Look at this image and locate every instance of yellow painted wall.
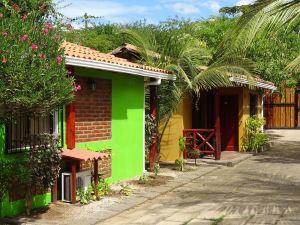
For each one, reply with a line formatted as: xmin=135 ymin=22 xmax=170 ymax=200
xmin=159 ymin=97 xmax=192 ymax=161
xmin=159 ymin=87 xmax=262 ymax=161
xmin=240 ymin=88 xmax=250 ymax=151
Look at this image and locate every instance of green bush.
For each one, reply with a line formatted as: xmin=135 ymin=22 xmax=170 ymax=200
xmin=97 ymin=179 xmax=110 ymax=196
xmin=175 ymin=136 xmax=186 ymax=171
xmin=0 ymin=1 xmax=74 ymax=117
xmin=76 ymin=186 xmax=93 ymax=204
xmin=243 ymin=116 xmax=268 ymax=153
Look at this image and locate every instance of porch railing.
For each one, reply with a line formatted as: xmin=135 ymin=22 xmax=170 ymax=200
xmin=183 ymin=129 xmax=217 ymax=160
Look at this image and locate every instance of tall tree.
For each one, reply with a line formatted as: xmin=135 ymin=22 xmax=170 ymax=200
xmin=0 ymin=0 xmax=74 ymax=116
xmin=120 ymin=22 xmax=257 ymax=146
xmin=218 ymin=0 xmax=300 ymax=79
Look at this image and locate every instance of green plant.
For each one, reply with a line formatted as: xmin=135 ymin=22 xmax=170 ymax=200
xmin=243 ymin=116 xmax=268 ymax=153
xmin=0 ymin=134 xmax=63 ymax=215
xmin=175 ymin=136 xmax=186 ymax=171
xmin=119 ymin=184 xmax=131 ymax=196
xmin=97 ymin=179 xmax=110 ymax=197
xmin=0 ymin=159 xmax=14 ymax=203
xmin=0 ymin=1 xmax=74 ymax=117
xmin=145 ymin=114 xmax=156 ymax=161
xmin=138 ymin=173 xmax=148 ymax=184
xmin=153 ymin=163 xmax=160 ymax=176
xmin=76 ymin=187 xmax=93 ymax=204
xmin=210 ymin=215 xmax=225 ymax=225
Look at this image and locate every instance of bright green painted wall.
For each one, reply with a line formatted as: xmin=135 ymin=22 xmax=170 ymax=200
xmin=0 ymin=67 xmax=145 ymax=217
xmin=73 ymin=67 xmax=145 ymax=182
xmin=1 ymin=193 xmax=51 ymax=217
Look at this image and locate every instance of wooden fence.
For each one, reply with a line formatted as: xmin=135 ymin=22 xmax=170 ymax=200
xmin=264 ymin=88 xmax=300 ymax=129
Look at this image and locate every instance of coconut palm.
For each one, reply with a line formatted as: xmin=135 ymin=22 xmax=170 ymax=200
xmin=218 ymin=0 xmax=300 ymax=72
xmin=121 ymin=27 xmax=258 ymax=142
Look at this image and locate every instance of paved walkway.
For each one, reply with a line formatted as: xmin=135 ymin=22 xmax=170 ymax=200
xmin=3 ymin=130 xmax=300 ymax=225
xmin=99 ymin=130 xmax=300 ymax=225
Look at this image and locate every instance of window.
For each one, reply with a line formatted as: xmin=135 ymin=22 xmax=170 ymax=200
xmin=6 ymin=112 xmax=58 ymax=154
xmin=250 ymin=94 xmax=258 ymax=117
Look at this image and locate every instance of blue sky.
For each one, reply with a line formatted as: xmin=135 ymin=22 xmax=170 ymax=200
xmin=58 ymin=0 xmax=253 ymax=24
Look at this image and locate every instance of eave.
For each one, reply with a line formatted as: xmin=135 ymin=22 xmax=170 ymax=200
xmin=229 ymin=76 xmax=277 ymax=91
xmin=65 ymin=56 xmax=176 ymax=81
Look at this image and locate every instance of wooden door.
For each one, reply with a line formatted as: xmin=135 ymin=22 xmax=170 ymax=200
xmin=220 ymin=95 xmax=239 ymax=151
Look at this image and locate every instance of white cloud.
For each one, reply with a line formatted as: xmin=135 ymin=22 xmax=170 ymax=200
xmin=58 ymin=0 xmax=149 ymax=21
xmin=236 ymin=0 xmax=254 ymax=6
xmin=171 ymin=3 xmax=200 ymax=14
xmin=202 ymin=1 xmax=221 ymax=13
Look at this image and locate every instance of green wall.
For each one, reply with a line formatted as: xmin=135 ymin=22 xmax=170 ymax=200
xmin=0 ymin=67 xmax=145 ymax=217
xmin=0 ymin=126 xmax=52 ymax=217
xmin=73 ymin=67 xmax=145 ymax=182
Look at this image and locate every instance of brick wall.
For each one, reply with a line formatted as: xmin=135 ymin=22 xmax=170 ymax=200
xmin=75 ymin=77 xmax=112 ymax=142
xmin=79 ymin=149 xmax=112 ymax=179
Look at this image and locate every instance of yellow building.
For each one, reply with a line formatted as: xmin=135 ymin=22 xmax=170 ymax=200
xmin=160 ymin=78 xmax=276 ymax=161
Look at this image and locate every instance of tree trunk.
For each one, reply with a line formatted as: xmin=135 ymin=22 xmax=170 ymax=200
xmin=25 ymin=186 xmax=32 ymax=216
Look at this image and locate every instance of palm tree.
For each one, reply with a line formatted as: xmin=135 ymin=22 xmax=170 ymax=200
xmin=218 ymin=0 xmax=300 ymax=72
xmin=121 ymin=27 xmax=258 ymax=144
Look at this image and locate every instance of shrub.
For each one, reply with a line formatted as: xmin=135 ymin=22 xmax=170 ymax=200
xmin=97 ymin=179 xmax=110 ymax=196
xmin=175 ymin=136 xmax=186 ymax=171
xmin=0 ymin=1 xmax=74 ymax=117
xmin=243 ymin=116 xmax=268 ymax=153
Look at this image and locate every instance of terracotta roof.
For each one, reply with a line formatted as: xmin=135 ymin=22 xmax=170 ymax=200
xmin=62 ymin=148 xmax=109 ymax=161
xmin=61 ymin=41 xmax=171 ymax=74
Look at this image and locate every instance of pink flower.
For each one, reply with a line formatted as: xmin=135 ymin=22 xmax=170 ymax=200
xmin=19 ymin=34 xmax=28 ymax=41
xmin=2 ymin=57 xmax=7 ymax=63
xmin=21 ymin=13 xmax=28 ymax=21
xmin=56 ymin=55 xmax=62 ymax=64
xmin=43 ymin=28 xmax=49 ymax=34
xmin=38 ymin=53 xmax=46 ymax=59
xmin=67 ymin=70 xmax=72 ymax=75
xmin=31 ymin=43 xmax=38 ymax=49
xmin=74 ymin=84 xmax=81 ymax=92
xmin=45 ymin=22 xmax=53 ymax=29
xmin=1 ymin=32 xmax=7 ymax=36
xmin=0 ymin=13 xmax=3 ymax=17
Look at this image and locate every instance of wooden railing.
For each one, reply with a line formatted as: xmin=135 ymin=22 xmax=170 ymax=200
xmin=183 ymin=129 xmax=217 ymax=160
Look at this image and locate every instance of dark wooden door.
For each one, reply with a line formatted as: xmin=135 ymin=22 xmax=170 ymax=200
xmin=220 ymin=95 xmax=239 ymax=151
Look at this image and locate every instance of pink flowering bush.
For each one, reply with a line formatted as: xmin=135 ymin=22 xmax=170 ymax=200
xmin=0 ymin=2 xmax=74 ymax=116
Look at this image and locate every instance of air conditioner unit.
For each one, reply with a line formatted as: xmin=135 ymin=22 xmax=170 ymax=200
xmin=61 ymin=170 xmax=92 ymax=202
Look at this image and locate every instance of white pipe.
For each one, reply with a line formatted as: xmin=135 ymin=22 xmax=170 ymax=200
xmin=145 ymin=78 xmax=161 ymax=86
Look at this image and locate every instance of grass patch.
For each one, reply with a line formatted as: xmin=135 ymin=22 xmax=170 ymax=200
xmin=210 ymin=216 xmax=225 ymax=225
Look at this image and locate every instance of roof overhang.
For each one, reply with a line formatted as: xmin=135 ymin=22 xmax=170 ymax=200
xmin=229 ymin=76 xmax=277 ymax=91
xmin=65 ymin=56 xmax=176 ymax=81
xmin=62 ymin=148 xmax=109 ymax=161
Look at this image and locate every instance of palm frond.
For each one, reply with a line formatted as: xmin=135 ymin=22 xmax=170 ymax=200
xmin=218 ymin=0 xmax=300 ymax=56
xmin=286 ymin=55 xmax=300 ymax=72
